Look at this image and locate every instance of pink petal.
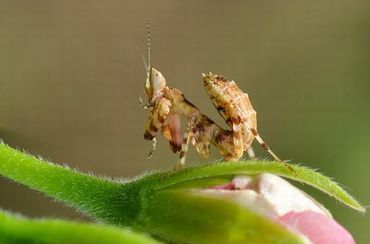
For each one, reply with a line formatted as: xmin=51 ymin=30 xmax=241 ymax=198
xmin=211 ymin=182 xmax=236 ymax=190
xmin=279 ymin=211 xmax=355 ymax=244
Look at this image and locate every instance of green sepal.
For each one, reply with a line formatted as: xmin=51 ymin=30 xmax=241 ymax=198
xmin=139 ymin=189 xmax=304 ymax=243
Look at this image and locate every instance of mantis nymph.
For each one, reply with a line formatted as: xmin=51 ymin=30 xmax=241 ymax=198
xmin=142 ymin=22 xmax=285 ymax=169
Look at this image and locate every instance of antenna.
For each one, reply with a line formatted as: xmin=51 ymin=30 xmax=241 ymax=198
xmin=146 ymin=19 xmax=151 ymax=71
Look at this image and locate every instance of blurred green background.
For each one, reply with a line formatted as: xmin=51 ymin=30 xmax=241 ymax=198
xmin=0 ymin=0 xmax=369 ymax=242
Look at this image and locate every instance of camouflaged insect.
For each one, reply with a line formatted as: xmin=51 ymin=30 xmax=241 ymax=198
xmin=143 ymin=67 xmax=282 ymax=167
xmin=142 ymin=22 xmax=281 ymax=167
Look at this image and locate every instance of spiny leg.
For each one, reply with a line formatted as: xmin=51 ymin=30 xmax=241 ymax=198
xmin=249 ymin=128 xmax=295 ymax=173
xmin=249 ymin=128 xmax=281 ymax=161
xmin=178 ymin=132 xmax=193 ymax=167
xmin=177 ymin=118 xmax=195 ymax=168
xmin=147 ymin=137 xmax=157 ymax=159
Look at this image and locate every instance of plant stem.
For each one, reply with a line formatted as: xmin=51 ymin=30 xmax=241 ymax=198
xmin=0 ymin=144 xmax=140 ymax=225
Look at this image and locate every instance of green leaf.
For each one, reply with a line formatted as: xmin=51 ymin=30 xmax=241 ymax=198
xmin=0 ymin=209 xmax=159 ymax=244
xmin=148 ymin=161 xmax=366 ymax=212
xmin=0 ymin=143 xmax=365 ymax=243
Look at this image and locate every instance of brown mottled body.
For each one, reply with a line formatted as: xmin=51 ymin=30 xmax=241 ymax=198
xmin=143 ymin=68 xmax=183 ymax=156
xmin=164 ymin=84 xmax=243 ymax=163
xmin=203 ymin=73 xmax=256 ymax=160
xmin=141 ymin=22 xmax=282 ymax=166
xmin=143 ymin=66 xmax=283 ymax=168
xmin=202 ymin=73 xmax=281 ymax=162
xmin=142 ymin=22 xmax=284 ymax=167
xmin=143 ymin=68 xmax=247 ymax=165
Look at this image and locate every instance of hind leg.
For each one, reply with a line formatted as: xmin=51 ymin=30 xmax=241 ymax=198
xmin=249 ymin=128 xmax=281 ymax=162
xmin=249 ymin=128 xmax=296 ymax=173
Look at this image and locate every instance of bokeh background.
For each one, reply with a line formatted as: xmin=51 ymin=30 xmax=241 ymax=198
xmin=0 ymin=0 xmax=369 ymax=242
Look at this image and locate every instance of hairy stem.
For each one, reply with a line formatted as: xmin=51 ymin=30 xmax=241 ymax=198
xmin=0 ymin=144 xmax=140 ymax=225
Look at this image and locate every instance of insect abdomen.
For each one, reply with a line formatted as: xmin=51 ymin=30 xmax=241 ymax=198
xmin=202 ymin=73 xmax=257 ymax=152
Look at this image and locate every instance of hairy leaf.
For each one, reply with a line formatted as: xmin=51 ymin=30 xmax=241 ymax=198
xmin=148 ymin=161 xmax=366 ymax=212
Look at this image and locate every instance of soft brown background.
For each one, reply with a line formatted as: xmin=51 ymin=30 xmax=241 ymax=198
xmin=0 ymin=0 xmax=369 ymax=242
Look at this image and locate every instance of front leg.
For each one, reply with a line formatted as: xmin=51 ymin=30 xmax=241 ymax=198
xmin=144 ymin=97 xmax=171 ymax=158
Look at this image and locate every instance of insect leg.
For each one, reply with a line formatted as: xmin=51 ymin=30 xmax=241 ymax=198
xmin=249 ymin=128 xmax=295 ymax=172
xmin=147 ymin=137 xmax=157 ymax=159
xmin=144 ymin=97 xmax=171 ymax=157
xmin=193 ymin=134 xmax=211 ymax=159
xmin=177 ymin=117 xmax=195 ymax=168
xmin=249 ymin=128 xmax=281 ymax=161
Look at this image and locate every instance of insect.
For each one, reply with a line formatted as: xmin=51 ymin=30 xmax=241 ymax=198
xmin=142 ymin=22 xmax=285 ymax=168
xmin=202 ymin=72 xmax=281 ymax=162
xmin=142 ymin=67 xmax=243 ymax=166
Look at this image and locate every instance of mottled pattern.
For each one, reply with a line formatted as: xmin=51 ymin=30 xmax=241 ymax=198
xmin=203 ymin=73 xmax=256 ymax=158
xmin=203 ymin=72 xmax=281 ymax=162
xmin=143 ymin=68 xmax=281 ymax=166
xmin=143 ymin=68 xmax=183 ymax=155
